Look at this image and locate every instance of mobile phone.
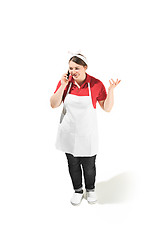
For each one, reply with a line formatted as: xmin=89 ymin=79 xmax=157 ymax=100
xmin=66 ymin=70 xmax=70 ymax=80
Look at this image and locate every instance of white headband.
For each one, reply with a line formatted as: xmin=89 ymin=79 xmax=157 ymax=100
xmin=68 ymin=51 xmax=88 ymax=65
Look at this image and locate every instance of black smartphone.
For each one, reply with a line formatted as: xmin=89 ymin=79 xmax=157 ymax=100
xmin=66 ymin=70 xmax=70 ymax=80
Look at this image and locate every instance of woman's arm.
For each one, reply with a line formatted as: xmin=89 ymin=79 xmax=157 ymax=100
xmin=98 ymin=78 xmax=121 ymax=112
xmin=50 ymin=73 xmax=69 ymax=108
xmin=50 ymin=84 xmax=66 ymax=108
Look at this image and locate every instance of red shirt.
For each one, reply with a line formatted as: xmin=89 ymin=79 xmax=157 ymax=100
xmin=54 ymin=73 xmax=107 ymax=109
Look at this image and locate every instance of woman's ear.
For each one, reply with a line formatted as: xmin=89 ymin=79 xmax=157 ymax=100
xmin=84 ymin=66 xmax=88 ymax=71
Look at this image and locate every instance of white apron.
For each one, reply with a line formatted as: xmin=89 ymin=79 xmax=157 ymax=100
xmin=55 ymin=81 xmax=98 ymax=157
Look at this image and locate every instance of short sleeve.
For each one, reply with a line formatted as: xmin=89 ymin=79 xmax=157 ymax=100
xmin=54 ymin=80 xmax=61 ymax=93
xmin=96 ymin=82 xmax=107 ymax=101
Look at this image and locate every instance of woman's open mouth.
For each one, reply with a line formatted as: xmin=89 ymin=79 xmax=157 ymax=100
xmin=72 ymin=74 xmax=79 ymax=78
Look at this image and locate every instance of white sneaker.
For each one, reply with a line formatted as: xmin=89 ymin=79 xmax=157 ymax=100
xmin=70 ymin=193 xmax=83 ymax=206
xmin=86 ymin=191 xmax=97 ymax=204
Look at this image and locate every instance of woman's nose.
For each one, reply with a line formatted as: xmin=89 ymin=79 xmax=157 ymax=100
xmin=71 ymin=70 xmax=76 ymax=75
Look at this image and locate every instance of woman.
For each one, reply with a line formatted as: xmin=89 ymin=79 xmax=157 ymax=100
xmin=50 ymin=53 xmax=121 ymax=206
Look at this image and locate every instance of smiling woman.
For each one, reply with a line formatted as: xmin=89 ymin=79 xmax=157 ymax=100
xmin=50 ymin=52 xmax=121 ymax=206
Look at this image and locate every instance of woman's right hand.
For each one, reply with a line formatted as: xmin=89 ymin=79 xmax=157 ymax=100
xmin=61 ymin=73 xmax=69 ymax=86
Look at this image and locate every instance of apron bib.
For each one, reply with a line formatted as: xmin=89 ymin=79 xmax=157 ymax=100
xmin=55 ymin=82 xmax=98 ymax=157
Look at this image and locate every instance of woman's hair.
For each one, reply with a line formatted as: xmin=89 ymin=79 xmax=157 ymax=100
xmin=69 ymin=54 xmax=88 ymax=67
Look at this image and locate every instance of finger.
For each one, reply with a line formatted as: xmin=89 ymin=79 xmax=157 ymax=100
xmin=115 ymin=80 xmax=121 ymax=86
xmin=111 ymin=79 xmax=116 ymax=85
xmin=110 ymin=79 xmax=114 ymax=85
xmin=63 ymin=74 xmax=67 ymax=78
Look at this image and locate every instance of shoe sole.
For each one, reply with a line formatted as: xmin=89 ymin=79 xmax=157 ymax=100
xmin=87 ymin=200 xmax=97 ymax=204
xmin=70 ymin=196 xmax=83 ymax=206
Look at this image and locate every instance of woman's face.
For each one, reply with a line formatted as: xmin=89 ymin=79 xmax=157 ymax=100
xmin=69 ymin=61 xmax=87 ymax=81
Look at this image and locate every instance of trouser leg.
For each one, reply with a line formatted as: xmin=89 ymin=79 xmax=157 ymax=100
xmin=65 ymin=153 xmax=83 ymax=191
xmin=80 ymin=155 xmax=97 ymax=191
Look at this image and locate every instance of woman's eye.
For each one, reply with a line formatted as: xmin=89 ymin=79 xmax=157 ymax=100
xmin=75 ymin=68 xmax=79 ymax=70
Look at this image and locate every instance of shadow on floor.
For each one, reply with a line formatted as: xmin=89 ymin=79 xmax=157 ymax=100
xmin=96 ymin=171 xmax=136 ymax=204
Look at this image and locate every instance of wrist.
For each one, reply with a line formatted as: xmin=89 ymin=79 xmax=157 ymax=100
xmin=61 ymin=83 xmax=68 ymax=89
xmin=108 ymin=87 xmax=114 ymax=92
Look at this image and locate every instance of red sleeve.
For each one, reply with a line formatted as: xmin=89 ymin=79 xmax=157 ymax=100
xmin=54 ymin=80 xmax=61 ymax=93
xmin=96 ymin=81 xmax=107 ymax=101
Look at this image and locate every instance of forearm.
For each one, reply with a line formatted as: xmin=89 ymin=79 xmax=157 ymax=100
xmin=50 ymin=84 xmax=66 ymax=108
xmin=104 ymin=89 xmax=114 ymax=112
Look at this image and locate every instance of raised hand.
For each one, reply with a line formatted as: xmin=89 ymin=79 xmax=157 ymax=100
xmin=108 ymin=78 xmax=121 ymax=91
xmin=61 ymin=73 xmax=70 ymax=86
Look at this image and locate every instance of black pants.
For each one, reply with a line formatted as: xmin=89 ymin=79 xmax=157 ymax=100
xmin=65 ymin=153 xmax=96 ymax=191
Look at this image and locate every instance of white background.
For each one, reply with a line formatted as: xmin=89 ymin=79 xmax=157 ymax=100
xmin=0 ymin=0 xmax=160 ymax=239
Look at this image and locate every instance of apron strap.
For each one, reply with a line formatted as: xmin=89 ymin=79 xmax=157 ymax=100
xmin=88 ymin=82 xmax=91 ymax=97
xmin=66 ymin=82 xmax=72 ymax=95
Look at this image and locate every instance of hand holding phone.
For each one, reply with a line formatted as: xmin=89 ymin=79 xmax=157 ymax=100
xmin=61 ymin=71 xmax=70 ymax=86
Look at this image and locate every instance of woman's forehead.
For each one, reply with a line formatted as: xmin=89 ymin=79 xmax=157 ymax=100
xmin=69 ymin=61 xmax=82 ymax=68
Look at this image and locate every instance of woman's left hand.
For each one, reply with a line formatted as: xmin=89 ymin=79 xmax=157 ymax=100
xmin=108 ymin=78 xmax=121 ymax=91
